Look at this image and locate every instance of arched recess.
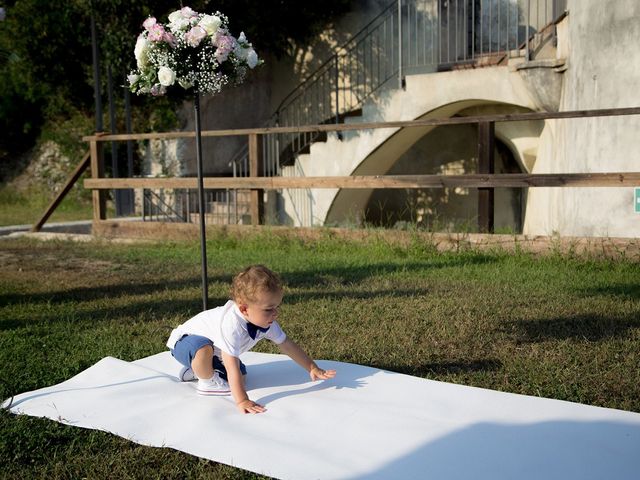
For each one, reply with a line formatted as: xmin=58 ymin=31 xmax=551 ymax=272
xmin=324 ymin=102 xmax=544 ymax=232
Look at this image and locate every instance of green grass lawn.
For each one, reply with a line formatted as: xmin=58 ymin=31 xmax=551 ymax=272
xmin=1 ymin=231 xmax=639 ymax=478
xmin=0 ymin=186 xmax=93 ymax=226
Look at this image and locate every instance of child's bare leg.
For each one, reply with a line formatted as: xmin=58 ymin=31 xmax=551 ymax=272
xmin=191 ymin=344 xmax=215 ymax=379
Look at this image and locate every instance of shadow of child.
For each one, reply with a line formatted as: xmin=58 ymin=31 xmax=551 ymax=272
xmin=245 ymin=358 xmax=373 ymax=406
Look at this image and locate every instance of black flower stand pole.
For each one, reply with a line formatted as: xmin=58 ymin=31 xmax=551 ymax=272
xmin=194 ymin=89 xmax=209 ymax=311
xmin=128 ymin=7 xmax=261 ymax=312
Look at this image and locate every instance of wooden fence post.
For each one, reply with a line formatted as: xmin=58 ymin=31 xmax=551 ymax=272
xmin=90 ymin=137 xmax=107 ymax=221
xmin=477 ymin=121 xmax=495 ymax=233
xmin=248 ymin=133 xmax=264 ymax=225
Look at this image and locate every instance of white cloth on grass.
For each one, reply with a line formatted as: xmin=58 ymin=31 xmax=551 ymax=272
xmin=4 ymin=351 xmax=640 ymax=480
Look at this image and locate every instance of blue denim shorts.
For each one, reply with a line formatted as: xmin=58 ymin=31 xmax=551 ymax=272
xmin=171 ymin=334 xmax=246 ymax=380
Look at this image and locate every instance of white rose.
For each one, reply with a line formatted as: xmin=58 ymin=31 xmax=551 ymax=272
xmin=169 ymin=17 xmax=190 ymax=32
xmin=246 ymin=49 xmax=259 ymax=69
xmin=168 ymin=10 xmax=183 ymax=23
xmin=134 ymin=35 xmax=150 ymax=69
xmin=199 ymin=14 xmax=222 ymax=36
xmin=127 ymin=74 xmax=140 ymax=85
xmin=168 ymin=10 xmax=190 ymax=32
xmin=157 ymin=66 xmax=176 ymax=87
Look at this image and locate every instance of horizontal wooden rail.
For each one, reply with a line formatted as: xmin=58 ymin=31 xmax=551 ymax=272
xmin=83 ymin=107 xmax=640 ymax=142
xmin=84 ymin=172 xmax=640 ymax=190
xmin=83 ymin=107 xmax=640 ymax=231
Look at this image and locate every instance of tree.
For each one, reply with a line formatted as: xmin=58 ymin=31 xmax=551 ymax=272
xmin=0 ymin=0 xmax=354 ymax=174
xmin=0 ymin=1 xmax=92 ymax=169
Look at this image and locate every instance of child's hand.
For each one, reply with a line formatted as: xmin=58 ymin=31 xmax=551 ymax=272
xmin=310 ymin=366 xmax=337 ymax=381
xmin=237 ymin=399 xmax=267 ymax=414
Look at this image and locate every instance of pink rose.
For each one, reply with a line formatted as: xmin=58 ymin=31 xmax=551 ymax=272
xmin=148 ymin=24 xmax=167 ymax=42
xmin=181 ymin=7 xmax=198 ymax=19
xmin=163 ymin=31 xmax=176 ymax=47
xmin=143 ymin=17 xmax=157 ymax=31
xmin=185 ymin=26 xmax=207 ymax=47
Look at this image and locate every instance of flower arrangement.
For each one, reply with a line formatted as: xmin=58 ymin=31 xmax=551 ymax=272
xmin=129 ymin=6 xmax=260 ymax=96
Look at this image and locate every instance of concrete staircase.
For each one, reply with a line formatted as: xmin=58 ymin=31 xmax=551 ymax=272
xmin=189 ymin=190 xmax=252 ymax=225
xmin=280 ymin=62 xmax=553 ymax=227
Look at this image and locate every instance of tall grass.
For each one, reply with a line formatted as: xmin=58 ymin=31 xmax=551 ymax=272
xmin=1 ymin=232 xmax=639 ymax=478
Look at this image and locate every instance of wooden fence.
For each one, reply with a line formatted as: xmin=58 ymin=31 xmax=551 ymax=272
xmin=83 ymin=107 xmax=640 ymax=233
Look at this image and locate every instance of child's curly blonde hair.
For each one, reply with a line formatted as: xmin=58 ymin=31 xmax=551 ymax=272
xmin=230 ymin=265 xmax=283 ymax=304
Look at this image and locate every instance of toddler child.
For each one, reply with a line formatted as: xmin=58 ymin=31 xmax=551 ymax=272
xmin=167 ymin=264 xmax=336 ymax=414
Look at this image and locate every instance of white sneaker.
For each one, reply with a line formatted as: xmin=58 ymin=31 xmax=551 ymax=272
xmin=196 ymin=373 xmax=231 ymax=396
xmin=178 ymin=366 xmax=196 ymax=382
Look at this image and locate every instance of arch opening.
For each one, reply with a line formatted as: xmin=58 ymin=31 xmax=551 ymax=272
xmin=320 ymin=101 xmax=543 ymax=232
xmin=362 ymin=124 xmax=526 ymax=233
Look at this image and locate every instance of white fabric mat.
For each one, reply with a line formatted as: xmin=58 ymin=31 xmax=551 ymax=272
xmin=4 ymin=351 xmax=640 ymax=479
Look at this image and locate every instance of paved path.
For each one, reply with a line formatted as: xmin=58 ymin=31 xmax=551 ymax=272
xmin=0 ymin=220 xmax=92 ymax=236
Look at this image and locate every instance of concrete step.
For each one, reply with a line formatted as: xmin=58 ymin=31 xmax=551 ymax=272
xmin=189 ymin=213 xmax=251 ymax=225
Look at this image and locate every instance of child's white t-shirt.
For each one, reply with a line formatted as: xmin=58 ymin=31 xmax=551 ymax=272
xmin=166 ymin=300 xmax=286 ymax=357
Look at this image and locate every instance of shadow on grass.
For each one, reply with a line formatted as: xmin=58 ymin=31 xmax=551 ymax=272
xmin=371 ymin=358 xmax=503 ymax=378
xmin=0 ymin=256 xmax=493 ymax=308
xmin=0 ymin=256 xmax=491 ymax=330
xmin=0 ymin=294 xmax=230 ymax=332
xmin=285 ymin=287 xmax=431 ymax=304
xmin=0 ymin=286 xmax=430 ymax=332
xmin=504 ymin=314 xmax=640 ymax=342
xmin=578 ymin=283 xmax=640 ymax=299
xmin=0 ymin=274 xmax=232 ymax=308
xmin=282 ymin=257 xmax=498 ymax=289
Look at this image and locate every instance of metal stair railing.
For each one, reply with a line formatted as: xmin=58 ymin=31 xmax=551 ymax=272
xmin=272 ymin=0 xmax=398 ymax=167
xmin=142 ymin=188 xmax=187 ymax=223
xmin=259 ymin=0 xmax=568 ymax=173
xmin=142 ymin=187 xmax=252 ymax=225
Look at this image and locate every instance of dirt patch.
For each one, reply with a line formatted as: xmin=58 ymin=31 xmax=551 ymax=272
xmin=0 ymin=247 xmax=121 ymax=277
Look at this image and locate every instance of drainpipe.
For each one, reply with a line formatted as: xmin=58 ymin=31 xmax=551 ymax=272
xmin=525 ymin=0 xmax=531 ymax=62
xmin=335 ymin=55 xmax=341 ymax=140
xmin=398 ymin=0 xmax=403 ymax=89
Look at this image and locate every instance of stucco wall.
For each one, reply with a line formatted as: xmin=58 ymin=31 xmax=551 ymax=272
xmin=524 ymin=0 xmax=640 ymax=237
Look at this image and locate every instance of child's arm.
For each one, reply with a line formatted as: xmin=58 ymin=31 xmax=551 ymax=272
xmin=220 ymin=350 xmax=266 ymax=414
xmin=278 ymin=338 xmax=337 ymax=381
